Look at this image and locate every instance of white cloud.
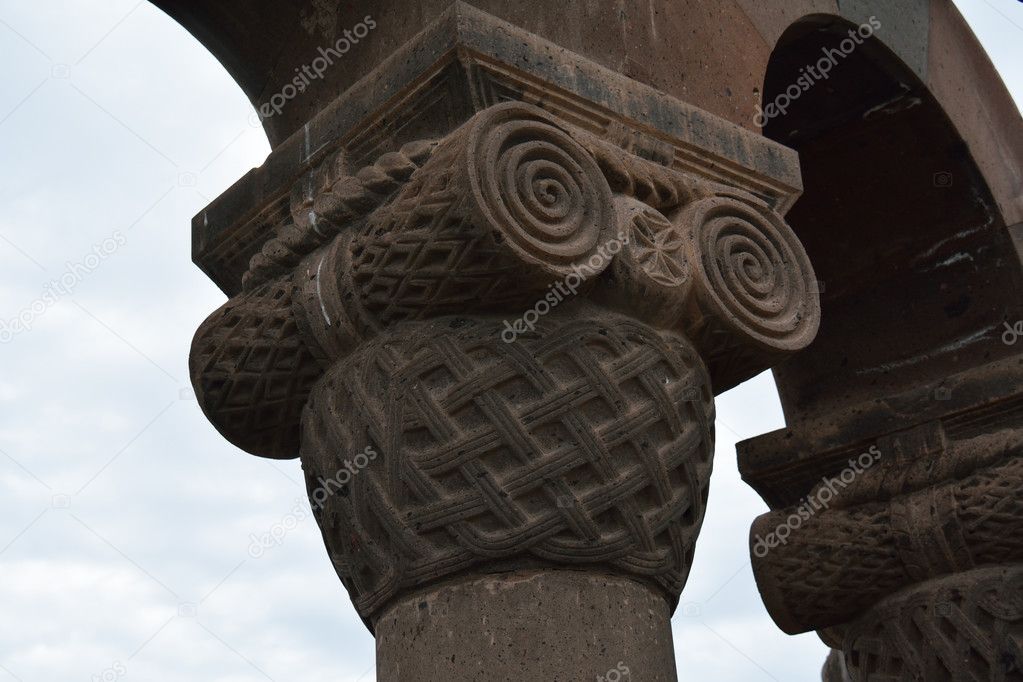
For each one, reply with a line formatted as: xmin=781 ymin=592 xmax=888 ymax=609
xmin=0 ymin=0 xmax=1018 ymax=680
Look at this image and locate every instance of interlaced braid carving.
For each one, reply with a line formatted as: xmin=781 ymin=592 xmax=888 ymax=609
xmin=752 ymin=449 xmax=1023 ymax=634
xmin=186 ymin=101 xmax=824 ymax=638
xmin=189 ymin=276 xmax=322 ymax=459
xmin=301 ymin=305 xmax=715 ymax=620
xmin=841 ymin=565 xmax=1023 ymax=681
xmin=242 ymin=139 xmax=438 ymax=291
xmin=955 ymin=454 xmax=1023 ymax=567
xmin=752 ymin=503 xmax=907 ymax=635
xmin=190 ymin=102 xmax=820 ymax=472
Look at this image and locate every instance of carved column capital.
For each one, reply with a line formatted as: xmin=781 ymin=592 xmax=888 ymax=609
xmin=840 ymin=565 xmax=1023 ymax=680
xmin=746 ymin=412 xmax=1023 ymax=680
xmin=189 ymin=98 xmax=820 ymax=625
xmin=185 ymin=9 xmax=818 ymax=655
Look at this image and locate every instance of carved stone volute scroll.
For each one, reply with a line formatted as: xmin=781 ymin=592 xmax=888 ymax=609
xmin=752 ymin=440 xmax=1023 ymax=635
xmin=348 ymin=103 xmax=617 ymax=327
xmin=679 ymin=197 xmax=820 ymax=391
xmin=747 ymin=421 xmax=1023 ymax=681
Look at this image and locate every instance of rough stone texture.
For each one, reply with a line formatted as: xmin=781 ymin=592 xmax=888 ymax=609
xmin=839 ymin=0 xmax=930 ymax=79
xmin=190 ymin=101 xmax=820 ymax=467
xmin=302 ymin=305 xmax=714 ymax=620
xmin=187 ymin=82 xmax=818 ymax=681
xmin=348 ymin=104 xmax=618 ymax=318
xmin=179 ymin=4 xmax=805 ymax=296
xmin=164 ymin=1 xmax=1023 ymax=679
xmin=839 ymin=565 xmax=1023 ymax=681
xmin=150 ymin=0 xmax=771 ymax=146
xmin=729 ymin=10 xmax=1023 ymax=674
xmin=189 ymin=276 xmax=322 ymax=459
xmin=374 ymin=570 xmax=678 ymax=682
xmin=822 ymin=648 xmax=852 ymax=682
xmin=151 ymin=0 xmax=1023 ymax=232
xmin=929 ymin=0 xmax=1023 ymax=226
xmin=189 ymin=97 xmax=820 ymax=607
xmin=735 ymin=0 xmax=838 ymax=48
xmin=751 ymin=441 xmax=1023 ymax=634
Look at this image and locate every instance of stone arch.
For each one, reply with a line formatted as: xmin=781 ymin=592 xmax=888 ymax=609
xmin=738 ymin=1 xmax=1022 ymax=225
xmin=740 ymin=8 xmax=1023 ymax=521
xmin=741 ymin=9 xmax=1023 ymax=679
xmin=757 ymin=12 xmax=1021 ymax=432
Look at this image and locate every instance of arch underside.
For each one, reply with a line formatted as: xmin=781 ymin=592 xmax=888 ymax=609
xmin=747 ymin=10 xmax=1023 ymax=680
xmin=743 ymin=12 xmax=1023 ymax=505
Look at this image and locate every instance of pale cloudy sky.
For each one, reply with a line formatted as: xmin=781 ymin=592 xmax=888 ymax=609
xmin=0 ymin=2 xmax=1019 ymax=681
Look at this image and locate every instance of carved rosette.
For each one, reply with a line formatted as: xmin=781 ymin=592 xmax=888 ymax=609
xmin=188 ymin=101 xmax=820 ymax=625
xmin=593 ymin=196 xmax=692 ymax=327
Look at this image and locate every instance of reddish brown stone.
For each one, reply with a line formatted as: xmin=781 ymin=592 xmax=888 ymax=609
xmin=164 ymin=1 xmax=1023 ymax=679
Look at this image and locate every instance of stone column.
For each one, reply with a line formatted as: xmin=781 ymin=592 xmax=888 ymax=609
xmin=743 ymin=399 xmax=1023 ymax=681
xmin=186 ymin=6 xmax=819 ymax=679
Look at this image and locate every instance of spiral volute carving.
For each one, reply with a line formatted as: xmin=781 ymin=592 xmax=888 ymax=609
xmin=467 ymin=103 xmax=615 ymax=277
xmin=682 ymin=197 xmax=820 ymax=353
